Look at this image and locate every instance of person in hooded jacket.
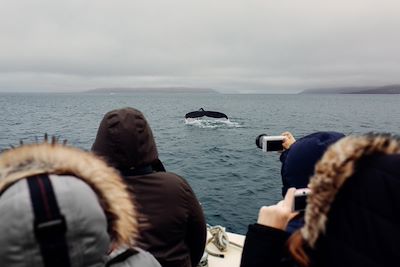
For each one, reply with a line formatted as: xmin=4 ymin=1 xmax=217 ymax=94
xmin=241 ymin=133 xmax=400 ymax=267
xmin=0 ymin=140 xmax=161 ymax=267
xmin=279 ymin=131 xmax=345 ymax=197
xmin=279 ymin=131 xmax=344 ymax=233
xmin=92 ymin=107 xmax=207 ymax=267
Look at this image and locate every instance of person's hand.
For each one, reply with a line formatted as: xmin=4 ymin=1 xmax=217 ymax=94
xmin=281 ymin=132 xmax=296 ymax=150
xmin=257 ymin=188 xmax=298 ymax=230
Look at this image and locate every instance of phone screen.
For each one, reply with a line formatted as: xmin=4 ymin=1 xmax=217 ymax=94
xmin=266 ymin=140 xmax=284 ymax=151
xmin=293 ymin=194 xmax=307 ymax=211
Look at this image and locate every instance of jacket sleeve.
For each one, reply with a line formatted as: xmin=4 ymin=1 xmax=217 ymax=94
xmin=240 ymin=224 xmax=292 ymax=267
xmin=184 ymin=183 xmax=207 ymax=267
xmin=279 ymin=149 xmax=289 ymax=165
xmin=280 ymin=149 xmax=290 ymax=197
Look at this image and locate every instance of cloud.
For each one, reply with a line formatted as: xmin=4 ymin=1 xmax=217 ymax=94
xmin=1 ymin=0 xmax=400 ymax=92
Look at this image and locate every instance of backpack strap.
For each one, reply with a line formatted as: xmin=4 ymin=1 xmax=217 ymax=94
xmin=106 ymin=248 xmax=139 ymax=267
xmin=27 ymin=174 xmax=70 ymax=267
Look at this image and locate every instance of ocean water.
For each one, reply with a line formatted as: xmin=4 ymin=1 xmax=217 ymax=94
xmin=1 ymin=92 xmax=400 ymax=234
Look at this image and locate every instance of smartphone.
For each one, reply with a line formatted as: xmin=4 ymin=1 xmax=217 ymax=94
xmin=261 ymin=135 xmax=284 ymax=152
xmin=292 ymin=188 xmax=311 ymax=212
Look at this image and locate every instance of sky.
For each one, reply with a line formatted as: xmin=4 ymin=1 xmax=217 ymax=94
xmin=1 ymin=0 xmax=399 ymax=93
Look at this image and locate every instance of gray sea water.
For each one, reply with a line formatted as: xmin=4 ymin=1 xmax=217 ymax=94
xmin=1 ymin=92 xmax=400 ymax=234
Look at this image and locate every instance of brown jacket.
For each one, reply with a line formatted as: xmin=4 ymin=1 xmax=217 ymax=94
xmin=92 ymin=107 xmax=206 ymax=267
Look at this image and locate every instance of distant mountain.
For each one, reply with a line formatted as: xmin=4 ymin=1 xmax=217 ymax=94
xmin=85 ymin=87 xmax=218 ymax=93
xmin=300 ymin=84 xmax=400 ymax=94
xmin=351 ymin=84 xmax=400 ymax=94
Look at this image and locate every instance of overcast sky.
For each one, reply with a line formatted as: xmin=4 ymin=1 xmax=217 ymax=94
xmin=1 ymin=0 xmax=399 ymax=93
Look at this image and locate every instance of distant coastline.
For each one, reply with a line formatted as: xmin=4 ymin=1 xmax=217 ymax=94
xmin=85 ymin=87 xmax=218 ymax=94
xmin=300 ymin=84 xmax=400 ymax=94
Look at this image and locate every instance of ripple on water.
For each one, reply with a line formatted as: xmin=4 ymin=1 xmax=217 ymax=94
xmin=2 ymin=93 xmax=400 ymax=234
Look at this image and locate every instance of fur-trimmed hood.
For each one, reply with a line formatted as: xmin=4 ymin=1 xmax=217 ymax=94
xmin=0 ymin=142 xmax=138 ymax=247
xmin=301 ymin=133 xmax=400 ymax=248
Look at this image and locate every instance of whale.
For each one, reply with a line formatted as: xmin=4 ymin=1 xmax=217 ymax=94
xmin=185 ymin=108 xmax=228 ymax=119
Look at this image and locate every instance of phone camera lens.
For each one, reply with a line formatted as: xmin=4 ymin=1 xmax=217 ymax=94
xmin=256 ymin=134 xmax=267 ymax=149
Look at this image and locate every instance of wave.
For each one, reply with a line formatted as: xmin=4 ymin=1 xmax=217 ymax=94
xmin=184 ymin=118 xmax=243 ymax=128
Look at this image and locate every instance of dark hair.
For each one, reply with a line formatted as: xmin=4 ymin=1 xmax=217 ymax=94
xmin=287 ymin=231 xmax=310 ymax=267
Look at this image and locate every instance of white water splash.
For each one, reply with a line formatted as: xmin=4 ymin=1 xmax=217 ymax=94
xmin=184 ymin=118 xmax=242 ymax=128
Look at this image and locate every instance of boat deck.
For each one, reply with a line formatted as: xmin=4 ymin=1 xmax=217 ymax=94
xmin=207 ymin=232 xmax=245 ymax=267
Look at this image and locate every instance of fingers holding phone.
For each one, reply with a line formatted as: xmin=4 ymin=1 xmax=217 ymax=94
xmin=281 ymin=131 xmax=296 ymax=150
xmin=257 ymin=188 xmax=299 ymax=230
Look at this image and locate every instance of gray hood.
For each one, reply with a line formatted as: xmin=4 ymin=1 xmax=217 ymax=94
xmin=0 ymin=143 xmax=138 ymax=266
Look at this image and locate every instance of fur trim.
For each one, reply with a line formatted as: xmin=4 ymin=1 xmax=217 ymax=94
xmin=0 ymin=143 xmax=138 ymax=247
xmin=301 ymin=134 xmax=400 ymax=248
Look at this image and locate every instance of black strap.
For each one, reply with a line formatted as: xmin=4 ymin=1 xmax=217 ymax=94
xmin=27 ymin=174 xmax=71 ymax=267
xmin=106 ymin=248 xmax=138 ymax=267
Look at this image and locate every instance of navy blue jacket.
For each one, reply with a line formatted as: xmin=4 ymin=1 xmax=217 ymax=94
xmin=280 ymin=132 xmax=344 ymax=233
xmin=280 ymin=132 xmax=344 ymax=197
